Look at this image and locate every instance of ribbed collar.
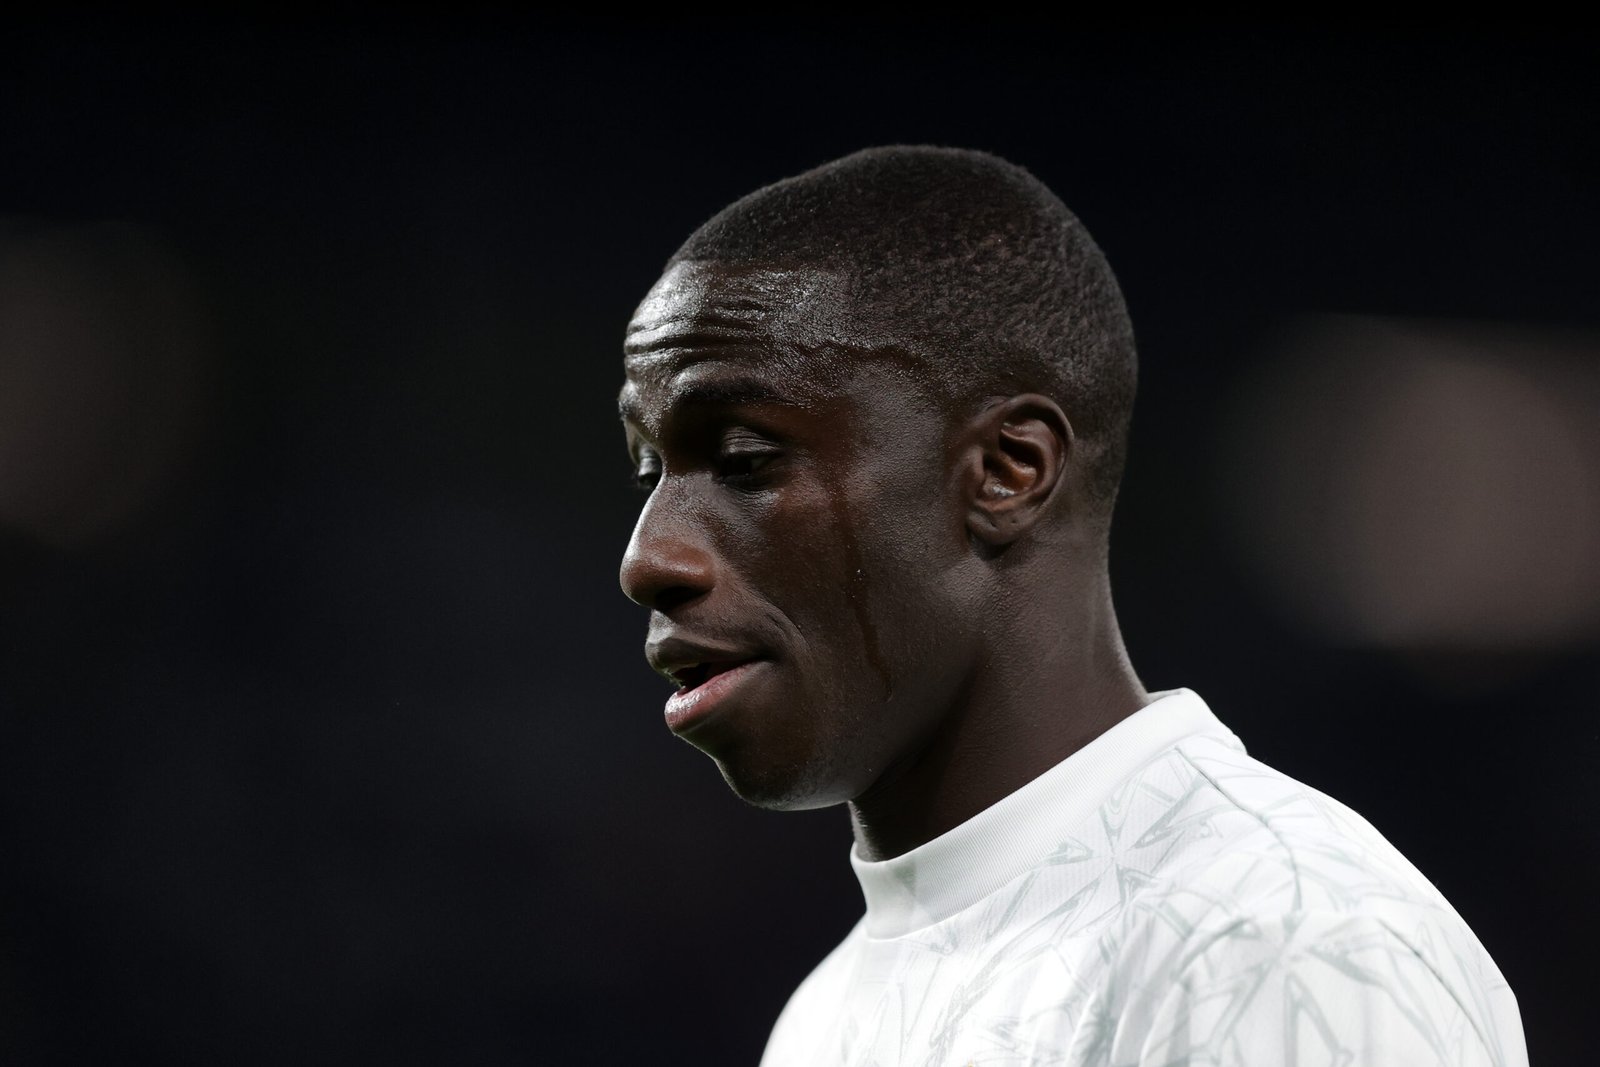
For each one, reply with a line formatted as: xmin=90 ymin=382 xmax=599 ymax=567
xmin=849 ymin=688 xmax=1239 ymax=938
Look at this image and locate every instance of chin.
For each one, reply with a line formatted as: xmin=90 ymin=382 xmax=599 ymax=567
xmin=713 ymin=755 xmax=853 ymax=813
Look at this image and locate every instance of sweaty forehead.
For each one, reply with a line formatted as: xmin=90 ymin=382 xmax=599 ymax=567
xmin=623 ymin=262 xmax=882 ymax=381
xmin=620 ymin=261 xmax=944 ymax=436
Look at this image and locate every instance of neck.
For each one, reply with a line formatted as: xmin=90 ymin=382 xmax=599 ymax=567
xmin=847 ymin=569 xmax=1146 ymax=862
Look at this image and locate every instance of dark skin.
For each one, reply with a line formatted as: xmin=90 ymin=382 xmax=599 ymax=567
xmin=619 ymin=262 xmax=1149 ymax=861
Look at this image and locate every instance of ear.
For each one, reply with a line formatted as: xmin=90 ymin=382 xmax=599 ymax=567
xmin=963 ymin=394 xmax=1073 ymax=549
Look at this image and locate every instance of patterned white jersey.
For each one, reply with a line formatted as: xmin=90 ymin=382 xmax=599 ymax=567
xmin=760 ymin=689 xmax=1526 ymax=1066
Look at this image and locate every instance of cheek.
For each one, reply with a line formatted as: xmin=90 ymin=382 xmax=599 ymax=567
xmin=824 ymin=495 xmax=959 ymax=703
xmin=715 ymin=486 xmax=885 ymax=702
xmin=725 ymin=448 xmax=958 ymax=700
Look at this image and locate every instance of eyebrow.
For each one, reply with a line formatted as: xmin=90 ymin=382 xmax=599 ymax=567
xmin=617 ymin=378 xmax=797 ymax=425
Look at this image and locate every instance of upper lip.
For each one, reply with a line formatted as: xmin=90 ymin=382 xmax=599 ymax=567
xmin=646 ymin=634 xmax=765 ymax=690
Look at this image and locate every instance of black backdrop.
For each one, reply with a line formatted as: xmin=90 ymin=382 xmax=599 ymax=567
xmin=1 ymin=27 xmax=1594 ymax=1065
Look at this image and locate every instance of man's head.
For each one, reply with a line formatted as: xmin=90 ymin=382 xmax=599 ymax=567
xmin=618 ymin=146 xmax=1137 ymax=813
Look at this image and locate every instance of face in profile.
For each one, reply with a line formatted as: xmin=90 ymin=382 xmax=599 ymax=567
xmin=618 ymin=263 xmax=981 ymax=809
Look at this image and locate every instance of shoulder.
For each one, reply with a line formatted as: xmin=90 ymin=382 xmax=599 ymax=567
xmin=1105 ymin=908 xmax=1527 ymax=1066
xmin=1099 ymin=734 xmax=1527 ymax=1066
xmin=1150 ymin=730 xmax=1451 ymax=917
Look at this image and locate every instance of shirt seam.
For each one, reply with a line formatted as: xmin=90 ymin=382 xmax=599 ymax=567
xmin=1168 ymin=747 xmax=1501 ymax=1061
xmin=1139 ymin=910 xmax=1498 ymax=1066
xmin=1175 ymin=743 xmax=1305 ymax=912
xmin=1366 ymin=915 xmax=1501 ymax=1064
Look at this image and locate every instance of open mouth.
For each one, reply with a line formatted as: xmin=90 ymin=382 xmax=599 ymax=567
xmin=671 ymin=661 xmax=750 ymax=691
xmin=657 ymin=654 xmax=768 ymax=732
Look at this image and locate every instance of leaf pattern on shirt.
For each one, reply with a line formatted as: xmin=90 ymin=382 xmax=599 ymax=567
xmin=760 ymin=700 xmax=1526 ymax=1067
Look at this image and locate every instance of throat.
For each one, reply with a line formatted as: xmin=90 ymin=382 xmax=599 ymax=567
xmin=846 ymin=670 xmax=1149 ymax=862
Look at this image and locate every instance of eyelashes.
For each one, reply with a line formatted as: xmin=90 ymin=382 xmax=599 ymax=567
xmin=628 ymin=452 xmax=781 ymax=494
xmin=631 ymin=463 xmax=661 ymax=493
xmin=628 ymin=428 xmax=785 ymax=494
xmin=717 ymin=450 xmax=778 ymax=483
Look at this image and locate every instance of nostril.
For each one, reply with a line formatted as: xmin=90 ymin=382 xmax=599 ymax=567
xmin=619 ymin=542 xmax=713 ymax=609
xmin=619 ymin=488 xmax=716 ymax=609
xmin=619 ymin=530 xmax=716 ymax=611
xmin=653 ymin=585 xmax=705 ymax=613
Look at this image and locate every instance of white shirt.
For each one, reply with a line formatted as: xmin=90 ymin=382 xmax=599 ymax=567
xmin=760 ymin=689 xmax=1527 ymax=1066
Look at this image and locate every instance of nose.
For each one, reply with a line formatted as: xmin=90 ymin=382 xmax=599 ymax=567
xmin=619 ymin=482 xmax=716 ymax=612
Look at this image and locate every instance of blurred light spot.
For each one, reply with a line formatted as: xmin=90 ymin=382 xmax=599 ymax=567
xmin=1218 ymin=316 xmax=1600 ymax=652
xmin=0 ymin=222 xmax=208 ymax=547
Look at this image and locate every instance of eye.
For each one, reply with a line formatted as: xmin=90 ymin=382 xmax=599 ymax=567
xmin=715 ymin=429 xmax=783 ymax=487
xmin=718 ymin=449 xmax=778 ymax=483
xmin=631 ymin=451 xmax=662 ymax=492
xmin=726 ymin=451 xmax=774 ymax=476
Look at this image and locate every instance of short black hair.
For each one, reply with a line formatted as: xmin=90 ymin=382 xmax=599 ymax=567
xmin=668 ymin=145 xmax=1137 ymax=518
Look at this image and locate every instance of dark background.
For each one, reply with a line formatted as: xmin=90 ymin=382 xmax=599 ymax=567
xmin=2 ymin=26 xmax=1594 ymax=1065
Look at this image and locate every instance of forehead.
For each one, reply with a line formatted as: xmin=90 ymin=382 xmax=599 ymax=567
xmin=621 ymin=263 xmax=858 ymax=422
xmin=619 ymin=261 xmax=947 ymax=442
xmin=626 ymin=261 xmax=855 ymax=354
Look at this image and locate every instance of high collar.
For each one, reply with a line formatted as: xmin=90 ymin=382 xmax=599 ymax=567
xmin=849 ymin=688 xmax=1240 ymax=938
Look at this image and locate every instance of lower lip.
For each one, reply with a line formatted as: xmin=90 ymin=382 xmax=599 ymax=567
xmin=664 ymin=660 xmax=764 ymax=732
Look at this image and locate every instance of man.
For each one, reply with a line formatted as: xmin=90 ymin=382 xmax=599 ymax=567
xmin=617 ymin=147 xmax=1526 ymax=1066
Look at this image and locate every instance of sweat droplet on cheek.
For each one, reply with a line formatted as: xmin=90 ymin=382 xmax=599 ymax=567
xmin=824 ymin=482 xmax=893 ymax=698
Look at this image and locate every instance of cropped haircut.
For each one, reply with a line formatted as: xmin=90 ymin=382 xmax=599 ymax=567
xmin=668 ymin=145 xmax=1138 ymax=518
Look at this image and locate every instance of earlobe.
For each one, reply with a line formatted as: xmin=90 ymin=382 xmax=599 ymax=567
xmin=965 ymin=394 xmax=1071 ymax=549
